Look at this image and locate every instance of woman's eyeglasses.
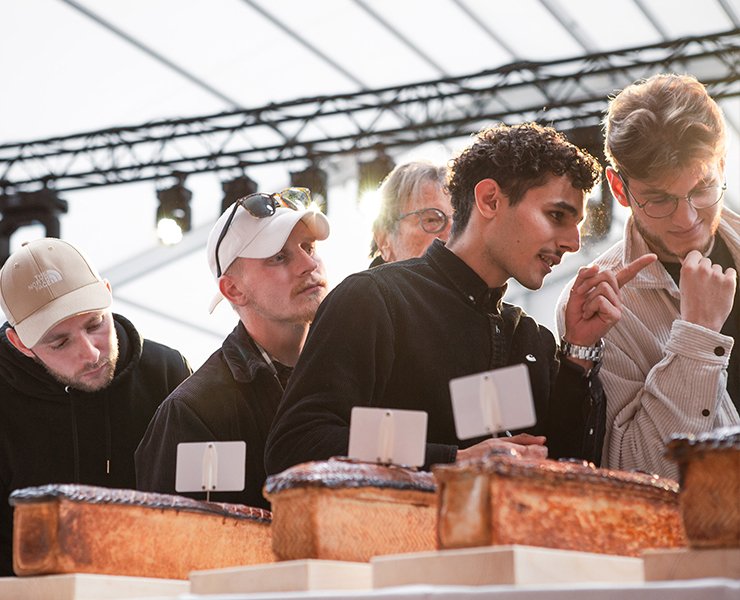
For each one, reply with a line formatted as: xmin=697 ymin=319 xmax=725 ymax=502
xmin=214 ymin=187 xmax=310 ymax=277
xmin=397 ymin=207 xmax=450 ymax=234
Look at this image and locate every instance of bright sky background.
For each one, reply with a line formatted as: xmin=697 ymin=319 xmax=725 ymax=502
xmin=1 ymin=0 xmax=738 ymax=368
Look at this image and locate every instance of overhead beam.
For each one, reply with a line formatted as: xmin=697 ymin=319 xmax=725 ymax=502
xmin=451 ymin=0 xmax=519 ymax=59
xmin=352 ymin=0 xmax=449 ymax=76
xmin=240 ymin=0 xmax=368 ymax=89
xmin=538 ymin=0 xmax=599 ymax=53
xmin=1 ymin=29 xmax=738 ymax=193
xmin=58 ymin=0 xmax=243 ymax=109
xmin=631 ymin=0 xmax=670 ymax=40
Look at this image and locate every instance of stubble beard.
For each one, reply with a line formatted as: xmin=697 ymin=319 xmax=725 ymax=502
xmin=292 ymin=290 xmax=325 ymax=324
xmin=35 ymin=345 xmax=120 ymax=393
xmin=246 ymin=286 xmax=326 ymax=327
xmin=633 ymin=211 xmax=720 ymax=262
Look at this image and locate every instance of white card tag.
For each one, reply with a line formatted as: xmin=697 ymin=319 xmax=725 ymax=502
xmin=449 ymin=363 xmax=536 ymax=439
xmin=175 ymin=441 xmax=246 ymax=494
xmin=348 ymin=407 xmax=427 ymax=467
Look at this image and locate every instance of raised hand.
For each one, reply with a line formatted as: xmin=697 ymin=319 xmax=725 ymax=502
xmin=563 ymin=253 xmax=658 ymax=348
xmin=680 ymin=250 xmax=737 ymax=332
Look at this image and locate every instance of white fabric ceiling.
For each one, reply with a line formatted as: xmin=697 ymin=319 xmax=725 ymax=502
xmin=2 ymin=0 xmax=739 ymax=367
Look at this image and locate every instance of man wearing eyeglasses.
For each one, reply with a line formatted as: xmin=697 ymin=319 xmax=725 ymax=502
xmin=266 ymin=123 xmax=656 ymax=477
xmin=556 ymin=74 xmax=739 ymax=480
xmin=136 ymin=189 xmax=330 ymax=509
xmin=369 ymin=161 xmax=452 ymax=265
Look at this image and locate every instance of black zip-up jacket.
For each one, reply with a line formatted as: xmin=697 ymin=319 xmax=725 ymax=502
xmin=265 ymin=240 xmax=606 ymax=476
xmin=0 ymin=314 xmax=191 ymax=576
xmin=135 ymin=323 xmax=286 ymax=510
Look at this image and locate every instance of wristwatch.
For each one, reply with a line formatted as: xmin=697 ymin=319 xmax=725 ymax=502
xmin=560 ymin=338 xmax=605 ymax=363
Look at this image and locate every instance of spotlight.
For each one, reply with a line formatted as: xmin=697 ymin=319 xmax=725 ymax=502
xmin=290 ymin=163 xmax=328 ymax=214
xmin=221 ymin=174 xmax=258 ymax=214
xmin=358 ymin=150 xmax=395 ymax=199
xmin=156 ymin=175 xmax=192 ymax=246
xmin=0 ymin=183 xmax=69 ymax=265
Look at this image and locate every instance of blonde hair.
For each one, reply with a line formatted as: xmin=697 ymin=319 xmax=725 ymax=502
xmin=604 ymin=74 xmax=725 ymax=179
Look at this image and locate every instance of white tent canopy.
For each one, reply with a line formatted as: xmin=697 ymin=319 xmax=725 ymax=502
xmin=2 ymin=0 xmax=738 ymax=367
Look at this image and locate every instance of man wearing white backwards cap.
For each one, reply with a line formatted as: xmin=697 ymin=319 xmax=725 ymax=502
xmin=136 ymin=187 xmax=329 ymax=509
xmin=0 ymin=238 xmax=192 ymax=576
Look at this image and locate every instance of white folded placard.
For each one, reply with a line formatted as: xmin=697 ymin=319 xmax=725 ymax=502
xmin=449 ymin=363 xmax=536 ymax=439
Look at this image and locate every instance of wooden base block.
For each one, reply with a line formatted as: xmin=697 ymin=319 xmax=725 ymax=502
xmin=189 ymin=559 xmax=372 ymax=594
xmin=0 ymin=573 xmax=187 ymax=600
xmin=372 ymin=544 xmax=644 ymax=587
xmin=643 ymin=547 xmax=740 ymax=581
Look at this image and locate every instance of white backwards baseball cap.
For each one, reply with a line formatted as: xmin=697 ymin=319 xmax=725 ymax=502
xmin=206 ymin=203 xmax=330 ymax=312
xmin=0 ymin=238 xmax=112 ymax=348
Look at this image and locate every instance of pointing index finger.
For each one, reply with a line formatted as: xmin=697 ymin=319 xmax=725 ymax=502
xmin=616 ymin=253 xmax=657 ymax=288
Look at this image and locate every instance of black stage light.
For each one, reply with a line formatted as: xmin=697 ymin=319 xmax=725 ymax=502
xmin=290 ymin=163 xmax=328 ymax=214
xmin=0 ymin=184 xmax=69 ymax=265
xmin=156 ymin=175 xmax=192 ymax=245
xmin=221 ymin=174 xmax=259 ymax=214
xmin=358 ymin=150 xmax=395 ymax=199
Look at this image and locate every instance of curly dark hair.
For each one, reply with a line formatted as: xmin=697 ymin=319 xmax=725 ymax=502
xmin=446 ymin=123 xmax=602 ymax=236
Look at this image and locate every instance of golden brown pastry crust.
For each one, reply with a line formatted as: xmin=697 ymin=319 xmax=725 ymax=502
xmin=11 ymin=484 xmax=273 ymax=579
xmin=666 ymin=426 xmax=740 ymax=549
xmin=264 ymin=457 xmax=436 ymax=494
xmin=265 ymin=459 xmax=437 ymax=562
xmin=434 ymin=454 xmax=686 ymax=557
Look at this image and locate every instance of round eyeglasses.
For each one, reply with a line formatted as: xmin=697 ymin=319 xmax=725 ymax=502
xmin=214 ymin=187 xmax=310 ymax=277
xmin=397 ymin=207 xmax=451 ymax=234
xmin=618 ymin=173 xmax=727 ymax=219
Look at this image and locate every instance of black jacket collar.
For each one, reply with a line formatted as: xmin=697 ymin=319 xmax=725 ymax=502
xmin=426 ymin=239 xmax=506 ymax=315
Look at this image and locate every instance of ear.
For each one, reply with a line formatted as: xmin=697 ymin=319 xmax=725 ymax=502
xmin=375 ymin=231 xmax=395 ymax=262
xmin=103 ymin=279 xmax=113 ymax=295
xmin=5 ymin=328 xmax=34 ymax=358
xmin=218 ymin=272 xmax=250 ymax=307
xmin=473 ymin=178 xmax=503 ymax=219
xmin=605 ymin=167 xmax=630 ymax=208
xmin=474 ymin=179 xmax=504 ymax=219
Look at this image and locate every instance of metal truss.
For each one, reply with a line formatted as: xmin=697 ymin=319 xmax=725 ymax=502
xmin=1 ymin=29 xmax=738 ymax=193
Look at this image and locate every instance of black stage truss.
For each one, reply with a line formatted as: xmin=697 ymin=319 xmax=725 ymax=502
xmin=1 ymin=29 xmax=738 ymax=193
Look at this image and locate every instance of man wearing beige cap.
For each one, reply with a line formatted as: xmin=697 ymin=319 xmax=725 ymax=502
xmin=0 ymin=238 xmax=191 ymax=576
xmin=136 ymin=187 xmax=329 ymax=509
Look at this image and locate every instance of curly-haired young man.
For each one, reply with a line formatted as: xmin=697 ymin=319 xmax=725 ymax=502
xmin=556 ymin=74 xmax=738 ymax=480
xmin=265 ymin=123 xmax=655 ymax=474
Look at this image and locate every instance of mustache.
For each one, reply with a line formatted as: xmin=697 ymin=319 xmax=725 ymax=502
xmin=294 ymin=277 xmax=328 ymax=295
xmin=80 ymin=358 xmax=111 ymax=374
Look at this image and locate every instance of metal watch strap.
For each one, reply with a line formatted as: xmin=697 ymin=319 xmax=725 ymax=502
xmin=560 ymin=338 xmax=605 ymax=363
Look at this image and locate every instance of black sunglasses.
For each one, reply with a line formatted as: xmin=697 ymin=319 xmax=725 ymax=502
xmin=214 ymin=187 xmax=310 ymax=277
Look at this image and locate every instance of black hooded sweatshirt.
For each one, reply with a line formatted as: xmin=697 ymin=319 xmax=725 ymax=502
xmin=0 ymin=314 xmax=191 ymax=576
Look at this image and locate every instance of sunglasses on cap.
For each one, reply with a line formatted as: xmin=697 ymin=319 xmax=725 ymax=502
xmin=214 ymin=187 xmax=311 ymax=277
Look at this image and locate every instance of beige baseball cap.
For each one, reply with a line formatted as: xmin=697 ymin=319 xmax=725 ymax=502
xmin=0 ymin=238 xmax=112 ymax=348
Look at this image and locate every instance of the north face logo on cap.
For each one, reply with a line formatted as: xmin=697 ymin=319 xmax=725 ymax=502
xmin=28 ymin=269 xmax=63 ymax=291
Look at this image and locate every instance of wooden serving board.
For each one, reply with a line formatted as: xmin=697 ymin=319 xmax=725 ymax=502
xmin=643 ymin=547 xmax=740 ymax=581
xmin=0 ymin=573 xmax=187 ymax=600
xmin=189 ymin=559 xmax=372 ymax=594
xmin=371 ymin=544 xmax=644 ymax=587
